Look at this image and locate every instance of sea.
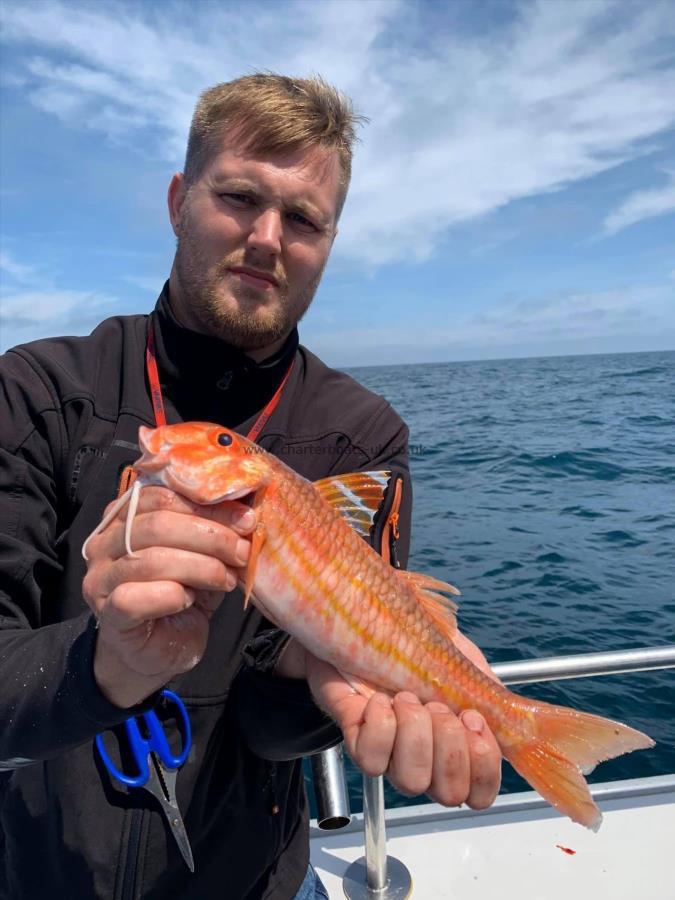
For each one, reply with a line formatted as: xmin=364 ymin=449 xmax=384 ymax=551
xmin=305 ymin=349 xmax=675 ymax=815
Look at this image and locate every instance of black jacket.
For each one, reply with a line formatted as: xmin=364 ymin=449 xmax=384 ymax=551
xmin=0 ymin=287 xmax=411 ymax=899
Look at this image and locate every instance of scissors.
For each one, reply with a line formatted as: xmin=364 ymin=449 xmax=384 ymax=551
xmin=95 ymin=688 xmax=194 ymax=873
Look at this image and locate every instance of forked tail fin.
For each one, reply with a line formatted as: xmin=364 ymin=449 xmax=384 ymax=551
xmin=503 ymin=702 xmax=654 ymax=830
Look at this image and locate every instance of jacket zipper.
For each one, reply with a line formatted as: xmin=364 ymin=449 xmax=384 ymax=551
xmin=380 ymin=475 xmax=403 ymax=568
xmin=121 ymin=808 xmax=143 ymax=900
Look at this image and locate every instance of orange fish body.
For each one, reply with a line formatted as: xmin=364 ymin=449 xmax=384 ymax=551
xmin=84 ymin=421 xmax=654 ymax=830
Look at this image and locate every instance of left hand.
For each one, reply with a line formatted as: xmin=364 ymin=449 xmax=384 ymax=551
xmin=278 ymin=632 xmax=503 ymax=809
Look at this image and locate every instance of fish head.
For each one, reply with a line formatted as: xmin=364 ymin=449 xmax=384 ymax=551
xmin=135 ymin=422 xmax=271 ymax=504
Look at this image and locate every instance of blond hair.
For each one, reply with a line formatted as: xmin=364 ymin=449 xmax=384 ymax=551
xmin=184 ymin=73 xmax=365 ymax=219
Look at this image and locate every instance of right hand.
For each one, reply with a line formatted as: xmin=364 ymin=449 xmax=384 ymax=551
xmin=305 ymin=633 xmax=502 ymax=809
xmin=82 ymin=485 xmax=255 ymax=708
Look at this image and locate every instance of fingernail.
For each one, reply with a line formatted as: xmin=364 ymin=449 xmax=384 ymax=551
xmin=236 ymin=539 xmax=250 ymax=564
xmin=226 ymin=572 xmax=238 ymax=592
xmin=398 ymin=692 xmax=421 ymax=706
xmin=374 ymin=694 xmax=392 ymax=709
xmin=237 ymin=509 xmax=255 ymax=530
xmin=461 ymin=710 xmax=484 ymax=733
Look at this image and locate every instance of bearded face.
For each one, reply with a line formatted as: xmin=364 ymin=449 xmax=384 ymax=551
xmin=168 ymin=141 xmax=339 ymax=352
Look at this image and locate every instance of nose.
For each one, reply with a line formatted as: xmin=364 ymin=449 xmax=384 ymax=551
xmin=246 ymin=207 xmax=282 ymax=256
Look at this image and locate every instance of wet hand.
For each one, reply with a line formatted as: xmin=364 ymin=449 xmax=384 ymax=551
xmin=83 ymin=485 xmax=255 ymax=707
xmin=305 ymin=633 xmax=502 ymax=809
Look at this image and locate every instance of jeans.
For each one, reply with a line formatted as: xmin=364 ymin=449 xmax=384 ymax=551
xmin=292 ymin=863 xmax=330 ymax=900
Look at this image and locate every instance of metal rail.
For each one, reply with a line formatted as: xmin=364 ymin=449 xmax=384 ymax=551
xmin=330 ymin=643 xmax=675 ymax=899
xmin=493 ymin=644 xmax=675 ymax=685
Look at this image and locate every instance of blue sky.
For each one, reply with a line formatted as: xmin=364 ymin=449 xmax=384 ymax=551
xmin=1 ymin=0 xmax=673 ymax=366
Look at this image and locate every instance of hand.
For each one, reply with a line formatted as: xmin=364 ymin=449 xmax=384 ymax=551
xmin=82 ymin=485 xmax=255 ymax=707
xmin=303 ymin=632 xmax=502 ymax=809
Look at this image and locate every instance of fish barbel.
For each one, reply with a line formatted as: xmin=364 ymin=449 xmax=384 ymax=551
xmin=84 ymin=421 xmax=655 ymax=830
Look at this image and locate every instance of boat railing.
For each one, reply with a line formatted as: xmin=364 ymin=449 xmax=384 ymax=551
xmin=310 ymin=643 xmax=675 ymax=899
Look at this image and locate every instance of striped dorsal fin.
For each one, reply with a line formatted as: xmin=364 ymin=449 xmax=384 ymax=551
xmin=313 ymin=470 xmax=391 ymax=538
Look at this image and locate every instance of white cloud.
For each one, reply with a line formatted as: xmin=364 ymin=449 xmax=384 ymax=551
xmin=0 ymin=287 xmax=123 ymax=351
xmin=305 ymin=283 xmax=675 ymax=364
xmin=1 ymin=289 xmax=111 ymax=323
xmin=2 ymin=0 xmax=675 ymax=266
xmin=124 ymin=275 xmax=166 ymax=294
xmin=0 ymin=250 xmax=34 ymax=283
xmin=603 ymin=170 xmax=675 ymax=236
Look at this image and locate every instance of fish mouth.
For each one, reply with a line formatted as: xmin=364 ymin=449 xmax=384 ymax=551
xmin=136 ymin=426 xmax=171 ymax=472
xmin=135 ymin=453 xmax=170 ymax=474
xmin=162 ymin=471 xmax=257 ymax=506
xmin=209 ymin=487 xmax=255 ymax=504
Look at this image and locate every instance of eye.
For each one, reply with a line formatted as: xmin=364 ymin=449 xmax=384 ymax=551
xmin=220 ymin=192 xmax=255 ymax=208
xmin=217 ymin=433 xmax=233 ymax=447
xmin=286 ymin=211 xmax=319 ymax=233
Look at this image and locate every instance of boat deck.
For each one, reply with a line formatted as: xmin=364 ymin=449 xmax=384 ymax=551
xmin=310 ymin=774 xmax=675 ymax=899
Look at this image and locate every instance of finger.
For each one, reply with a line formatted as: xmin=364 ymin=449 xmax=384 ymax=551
xmin=305 ymin=655 xmax=362 ymax=719
xmin=303 ymin=657 xmax=396 ymax=775
xmin=96 ymin=581 xmax=198 ymax=630
xmin=96 ymin=601 xmax=211 ymax=676
xmin=99 ymin=509 xmax=252 ymax=567
xmin=97 ymin=547 xmax=237 ymax=597
xmin=103 ymin=486 xmax=256 ymax=534
xmin=349 ymin=693 xmax=397 ymax=777
xmin=209 ymin=500 xmax=257 ymax=535
xmin=459 ymin=710 xmax=502 ymax=810
xmin=425 ymin=702 xmax=470 ymax=806
xmin=386 ymin=692 xmax=433 ymax=796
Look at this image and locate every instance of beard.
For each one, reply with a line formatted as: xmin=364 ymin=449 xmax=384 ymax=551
xmin=173 ymin=220 xmax=324 ymax=351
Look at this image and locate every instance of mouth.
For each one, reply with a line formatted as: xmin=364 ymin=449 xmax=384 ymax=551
xmin=227 ymin=267 xmax=279 ymax=289
xmin=160 ymin=467 xmax=256 ymax=505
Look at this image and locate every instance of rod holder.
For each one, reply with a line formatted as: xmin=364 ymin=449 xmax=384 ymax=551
xmin=343 ymin=774 xmax=412 ymax=899
xmin=310 ymin=743 xmax=351 ymax=830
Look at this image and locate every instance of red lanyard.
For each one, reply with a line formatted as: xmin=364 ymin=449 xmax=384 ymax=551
xmin=145 ymin=319 xmax=294 ymax=439
xmin=146 ymin=320 xmax=168 ymax=427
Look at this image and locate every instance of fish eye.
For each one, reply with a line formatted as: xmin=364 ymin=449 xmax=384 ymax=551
xmin=217 ymin=433 xmax=233 ymax=447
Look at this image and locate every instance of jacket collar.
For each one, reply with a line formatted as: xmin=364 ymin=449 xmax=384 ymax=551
xmin=149 ymin=282 xmax=299 ymax=427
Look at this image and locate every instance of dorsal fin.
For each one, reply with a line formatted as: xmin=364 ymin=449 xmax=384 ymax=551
xmin=313 ymin=470 xmax=391 ymax=537
xmin=397 ymin=570 xmax=461 ymax=640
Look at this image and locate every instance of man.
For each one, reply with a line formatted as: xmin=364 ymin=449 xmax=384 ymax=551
xmin=0 ymin=74 xmax=501 ymax=899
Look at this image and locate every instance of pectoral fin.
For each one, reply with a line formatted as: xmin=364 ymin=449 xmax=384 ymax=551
xmin=243 ymin=523 xmax=266 ymax=610
xmin=243 ymin=487 xmax=269 ymax=610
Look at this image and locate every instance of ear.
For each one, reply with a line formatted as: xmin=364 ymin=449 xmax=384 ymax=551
xmin=167 ymin=173 xmax=187 ymax=236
